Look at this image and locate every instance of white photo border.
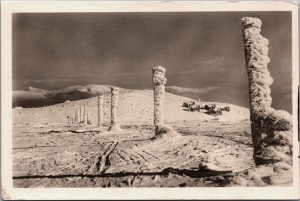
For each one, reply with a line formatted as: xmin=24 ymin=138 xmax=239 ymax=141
xmin=1 ymin=1 xmax=299 ymax=200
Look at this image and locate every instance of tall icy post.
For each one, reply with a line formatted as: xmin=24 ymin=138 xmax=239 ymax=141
xmin=152 ymin=66 xmax=166 ymax=133
xmin=76 ymin=109 xmax=81 ymax=123
xmin=152 ymin=65 xmax=177 ymax=137
xmin=83 ymin=104 xmax=86 ymax=124
xmin=97 ymin=96 xmax=103 ymax=128
xmin=241 ymin=17 xmax=293 ymax=182
xmin=81 ymin=105 xmax=84 ymax=124
xmin=86 ymin=102 xmax=89 ymax=124
xmin=87 ymin=113 xmax=90 ymax=124
xmin=109 ymin=87 xmax=121 ymax=131
xmin=74 ymin=111 xmax=77 ymax=123
xmin=79 ymin=106 xmax=83 ymax=123
xmin=83 ymin=102 xmax=88 ymax=125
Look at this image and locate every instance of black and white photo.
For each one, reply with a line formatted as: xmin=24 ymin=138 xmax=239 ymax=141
xmin=1 ymin=1 xmax=299 ymax=200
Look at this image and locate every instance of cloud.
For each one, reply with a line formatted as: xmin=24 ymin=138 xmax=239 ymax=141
xmin=169 ymin=56 xmax=226 ymax=76
xmin=202 ymin=56 xmax=225 ymax=66
xmin=166 ymin=85 xmax=250 ymax=107
xmin=166 ymin=86 xmax=220 ymax=94
xmin=201 ymin=57 xmax=227 ymax=73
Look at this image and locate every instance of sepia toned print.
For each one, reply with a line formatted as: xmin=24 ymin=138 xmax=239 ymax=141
xmin=1 ymin=1 xmax=299 ymax=200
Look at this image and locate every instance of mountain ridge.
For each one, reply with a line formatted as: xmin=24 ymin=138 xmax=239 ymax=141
xmin=13 ymin=84 xmax=119 ymax=108
xmin=13 ymin=84 xmax=248 ymax=109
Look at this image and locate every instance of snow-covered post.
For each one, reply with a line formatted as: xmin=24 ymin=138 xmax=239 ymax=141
xmin=83 ymin=104 xmax=86 ymax=124
xmin=97 ymin=96 xmax=103 ymax=128
xmin=241 ymin=17 xmax=293 ymax=184
xmin=76 ymin=109 xmax=80 ymax=123
xmin=152 ymin=66 xmax=167 ymax=134
xmin=87 ymin=112 xmax=90 ymax=124
xmin=79 ymin=106 xmax=83 ymax=123
xmin=86 ymin=101 xmax=89 ymax=124
xmin=109 ymin=87 xmax=121 ymax=131
xmin=83 ymin=102 xmax=88 ymax=125
xmin=151 ymin=65 xmax=178 ymax=138
xmin=241 ymin=17 xmax=272 ymax=163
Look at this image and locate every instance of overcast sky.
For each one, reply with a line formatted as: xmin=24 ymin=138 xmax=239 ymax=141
xmin=12 ymin=12 xmax=292 ymax=112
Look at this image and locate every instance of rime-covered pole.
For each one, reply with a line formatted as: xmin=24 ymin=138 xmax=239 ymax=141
xmin=81 ymin=105 xmax=84 ymax=124
xmin=74 ymin=111 xmax=76 ymax=123
xmin=152 ymin=66 xmax=167 ymax=134
xmin=80 ymin=106 xmax=83 ymax=123
xmin=83 ymin=103 xmax=88 ymax=125
xmin=241 ymin=17 xmax=293 ymax=183
xmin=76 ymin=109 xmax=80 ymax=123
xmin=97 ymin=96 xmax=103 ymax=127
xmin=241 ymin=17 xmax=272 ymax=116
xmin=86 ymin=101 xmax=89 ymax=124
xmin=87 ymin=113 xmax=90 ymax=124
xmin=109 ymin=87 xmax=121 ymax=131
xmin=83 ymin=104 xmax=86 ymax=124
xmin=151 ymin=66 xmax=177 ymax=137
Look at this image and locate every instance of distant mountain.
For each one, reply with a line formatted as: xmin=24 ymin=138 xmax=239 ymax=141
xmin=13 ymin=84 xmax=249 ymax=109
xmin=25 ymin=86 xmax=49 ymax=96
xmin=13 ymin=84 xmax=122 ymax=108
xmin=13 ymin=90 xmax=50 ymax=108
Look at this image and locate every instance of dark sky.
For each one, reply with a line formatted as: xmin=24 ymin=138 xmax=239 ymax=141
xmin=12 ymin=12 xmax=292 ymax=112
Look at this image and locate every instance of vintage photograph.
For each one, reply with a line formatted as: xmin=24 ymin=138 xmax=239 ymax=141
xmin=1 ymin=1 xmax=299 ymax=200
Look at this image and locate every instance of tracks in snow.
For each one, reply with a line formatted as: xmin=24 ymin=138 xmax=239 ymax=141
xmin=87 ymin=142 xmax=118 ymax=174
